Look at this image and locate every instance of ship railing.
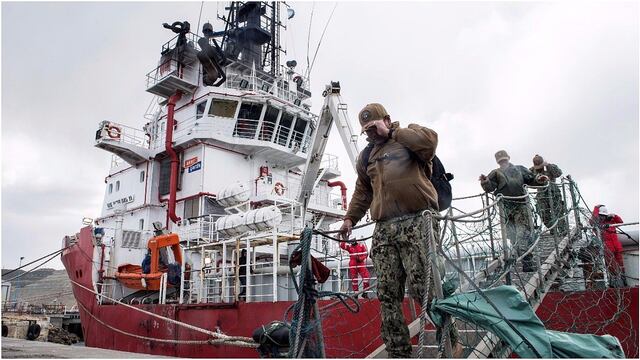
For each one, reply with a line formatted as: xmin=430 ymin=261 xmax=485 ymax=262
xmin=145 ymin=58 xmax=199 ymax=91
xmin=224 ymin=68 xmax=307 ymax=105
xmin=96 ymin=280 xmax=119 ymax=305
xmin=177 ymin=214 xmax=223 ymax=246
xmin=361 ymin=177 xmax=605 ymax=358
xmin=197 ymin=244 xmax=283 ymax=304
xmin=233 ymin=118 xmax=311 ymax=154
xmin=159 ymin=32 xmax=202 ymax=55
xmin=215 ymin=258 xmax=279 ymax=303
xmin=150 ymin=112 xmax=312 ymax=157
xmin=97 ymin=120 xmax=151 ymax=149
xmin=150 ymin=114 xmax=200 ymax=150
xmin=321 ymin=153 xmax=340 ymax=173
xmin=285 ymin=176 xmax=345 ymax=212
xmin=322 ymin=259 xmax=378 ymax=299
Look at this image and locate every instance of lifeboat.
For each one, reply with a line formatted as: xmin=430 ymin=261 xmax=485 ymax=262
xmin=115 ymin=233 xmax=183 ymax=290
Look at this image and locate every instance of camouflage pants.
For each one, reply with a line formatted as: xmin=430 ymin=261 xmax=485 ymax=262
xmin=535 ymin=187 xmax=568 ymax=236
xmin=371 ymin=213 xmax=457 ymax=358
xmin=502 ymin=202 xmax=535 ymax=269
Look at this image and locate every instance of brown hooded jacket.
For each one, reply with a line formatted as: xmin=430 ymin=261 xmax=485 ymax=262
xmin=344 ymin=122 xmax=439 ymax=224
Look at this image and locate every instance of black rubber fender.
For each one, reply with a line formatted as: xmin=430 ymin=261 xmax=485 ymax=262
xmin=2 ymin=324 xmax=8 ymax=337
xmin=26 ymin=323 xmax=41 ymax=340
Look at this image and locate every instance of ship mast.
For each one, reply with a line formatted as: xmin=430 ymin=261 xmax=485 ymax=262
xmin=215 ymin=1 xmax=287 ymax=77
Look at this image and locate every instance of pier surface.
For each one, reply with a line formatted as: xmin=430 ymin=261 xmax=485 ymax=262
xmin=1 ymin=338 xmax=171 ymax=358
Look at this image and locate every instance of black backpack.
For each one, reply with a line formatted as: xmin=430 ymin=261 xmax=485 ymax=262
xmin=361 ymin=143 xmax=454 ymax=211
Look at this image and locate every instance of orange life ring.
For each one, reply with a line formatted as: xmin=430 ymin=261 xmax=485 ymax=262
xmin=274 ymin=182 xmax=285 ymax=196
xmin=107 ymin=125 xmax=121 ymax=139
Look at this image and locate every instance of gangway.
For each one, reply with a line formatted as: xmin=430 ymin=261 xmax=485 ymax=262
xmin=365 ymin=177 xmax=612 ymax=358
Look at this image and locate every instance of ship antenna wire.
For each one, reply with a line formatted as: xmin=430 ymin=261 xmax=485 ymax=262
xmin=196 ymin=1 xmax=205 ymax=35
xmin=308 ymin=2 xmax=337 ymax=80
xmin=305 ymin=2 xmax=315 ymax=79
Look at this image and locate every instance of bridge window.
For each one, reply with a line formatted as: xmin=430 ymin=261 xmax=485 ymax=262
xmin=196 ymin=101 xmax=207 ymax=119
xmin=277 ymin=112 xmax=294 ymax=146
xmin=238 ymin=102 xmax=263 ymax=120
xmin=209 ymin=99 xmax=238 ymax=118
xmin=259 ymin=106 xmax=280 ymax=141
xmin=291 ymin=118 xmax=308 ymax=150
xmin=115 ymin=181 xmax=120 ymax=192
xmin=108 ymin=183 xmax=113 ymax=194
xmin=139 ymin=219 xmax=144 ymax=230
xmin=140 ymin=171 xmax=145 ymax=183
xmin=235 ymin=102 xmax=263 ymax=138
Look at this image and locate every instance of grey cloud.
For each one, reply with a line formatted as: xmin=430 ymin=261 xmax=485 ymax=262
xmin=1 ymin=2 xmax=637 ymax=269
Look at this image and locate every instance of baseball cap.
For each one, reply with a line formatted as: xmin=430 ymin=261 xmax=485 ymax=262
xmin=359 ymin=103 xmax=389 ymax=133
xmin=494 ymin=150 xmax=510 ymax=164
xmin=532 ymin=155 xmax=544 ymax=169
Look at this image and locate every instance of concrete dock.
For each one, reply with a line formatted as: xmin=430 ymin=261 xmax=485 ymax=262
xmin=1 ymin=338 xmax=171 ymax=358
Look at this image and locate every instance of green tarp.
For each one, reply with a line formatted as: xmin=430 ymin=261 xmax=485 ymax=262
xmin=429 ymin=285 xmax=624 ymax=358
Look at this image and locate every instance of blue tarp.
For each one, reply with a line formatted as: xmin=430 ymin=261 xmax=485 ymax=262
xmin=429 ymin=285 xmax=624 ymax=358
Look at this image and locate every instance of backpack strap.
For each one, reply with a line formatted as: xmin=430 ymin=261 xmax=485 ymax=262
xmin=360 ymin=143 xmax=375 ymax=183
xmin=360 ymin=143 xmax=375 ymax=170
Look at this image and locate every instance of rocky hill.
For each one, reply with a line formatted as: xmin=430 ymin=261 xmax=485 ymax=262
xmin=2 ymin=268 xmax=76 ymax=309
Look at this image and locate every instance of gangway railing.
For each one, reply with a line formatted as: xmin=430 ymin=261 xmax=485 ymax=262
xmin=366 ymin=176 xmax=620 ymax=358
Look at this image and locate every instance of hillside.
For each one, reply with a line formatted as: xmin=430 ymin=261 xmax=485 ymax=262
xmin=2 ymin=268 xmax=76 ymax=309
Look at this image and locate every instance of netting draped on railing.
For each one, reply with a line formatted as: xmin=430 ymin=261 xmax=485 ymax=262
xmin=312 ymin=177 xmax=637 ymax=358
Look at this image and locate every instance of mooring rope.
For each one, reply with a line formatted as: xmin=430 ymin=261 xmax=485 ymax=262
xmin=67 ymin=277 xmax=256 ymax=346
xmin=76 ymin=301 xmax=257 ymax=347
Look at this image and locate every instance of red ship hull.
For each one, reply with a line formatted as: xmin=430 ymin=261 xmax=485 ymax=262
xmin=62 ymin=227 xmax=638 ymax=358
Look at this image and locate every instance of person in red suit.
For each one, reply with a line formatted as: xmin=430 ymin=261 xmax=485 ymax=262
xmin=340 ymin=241 xmax=371 ymax=298
xmin=591 ymin=205 xmax=626 ymax=286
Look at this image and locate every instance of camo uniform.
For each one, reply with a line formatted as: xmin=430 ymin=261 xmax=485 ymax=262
xmin=344 ymin=103 xmax=458 ymax=358
xmin=530 ymin=162 xmax=568 ymax=236
xmin=481 ymin=151 xmax=546 ymax=271
xmin=371 ymin=213 xmax=458 ymax=357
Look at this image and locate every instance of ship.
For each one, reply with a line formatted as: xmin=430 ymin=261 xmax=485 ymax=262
xmin=60 ymin=2 xmax=638 ymax=358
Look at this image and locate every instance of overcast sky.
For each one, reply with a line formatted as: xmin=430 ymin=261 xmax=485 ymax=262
xmin=2 ymin=1 xmax=638 ymax=269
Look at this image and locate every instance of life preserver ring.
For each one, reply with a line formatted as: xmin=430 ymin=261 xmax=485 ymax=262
xmin=274 ymin=182 xmax=285 ymax=196
xmin=107 ymin=125 xmax=121 ymax=139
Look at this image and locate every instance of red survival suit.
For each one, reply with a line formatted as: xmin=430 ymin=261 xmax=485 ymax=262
xmin=340 ymin=242 xmax=370 ymax=292
xmin=591 ymin=205 xmax=625 ymax=273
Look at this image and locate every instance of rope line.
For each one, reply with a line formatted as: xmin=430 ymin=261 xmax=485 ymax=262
xmin=67 ymin=277 xmax=256 ymax=346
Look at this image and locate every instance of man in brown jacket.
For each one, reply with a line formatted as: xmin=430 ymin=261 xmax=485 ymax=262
xmin=340 ymin=103 xmax=459 ymax=358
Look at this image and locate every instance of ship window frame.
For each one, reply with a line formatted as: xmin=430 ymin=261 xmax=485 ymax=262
xmin=140 ymin=171 xmax=145 ymax=183
xmin=237 ymin=102 xmax=263 ymax=121
xmin=209 ymin=98 xmax=238 ymax=118
xmin=277 ymin=112 xmax=294 ymax=146
xmin=184 ymin=198 xmax=200 ymax=220
xmin=115 ymin=180 xmax=120 ymax=192
xmin=108 ymin=183 xmax=113 ymax=194
xmin=259 ymin=105 xmax=280 ymax=141
xmin=196 ymin=100 xmax=207 ymax=119
xmin=139 ymin=219 xmax=144 ymax=230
